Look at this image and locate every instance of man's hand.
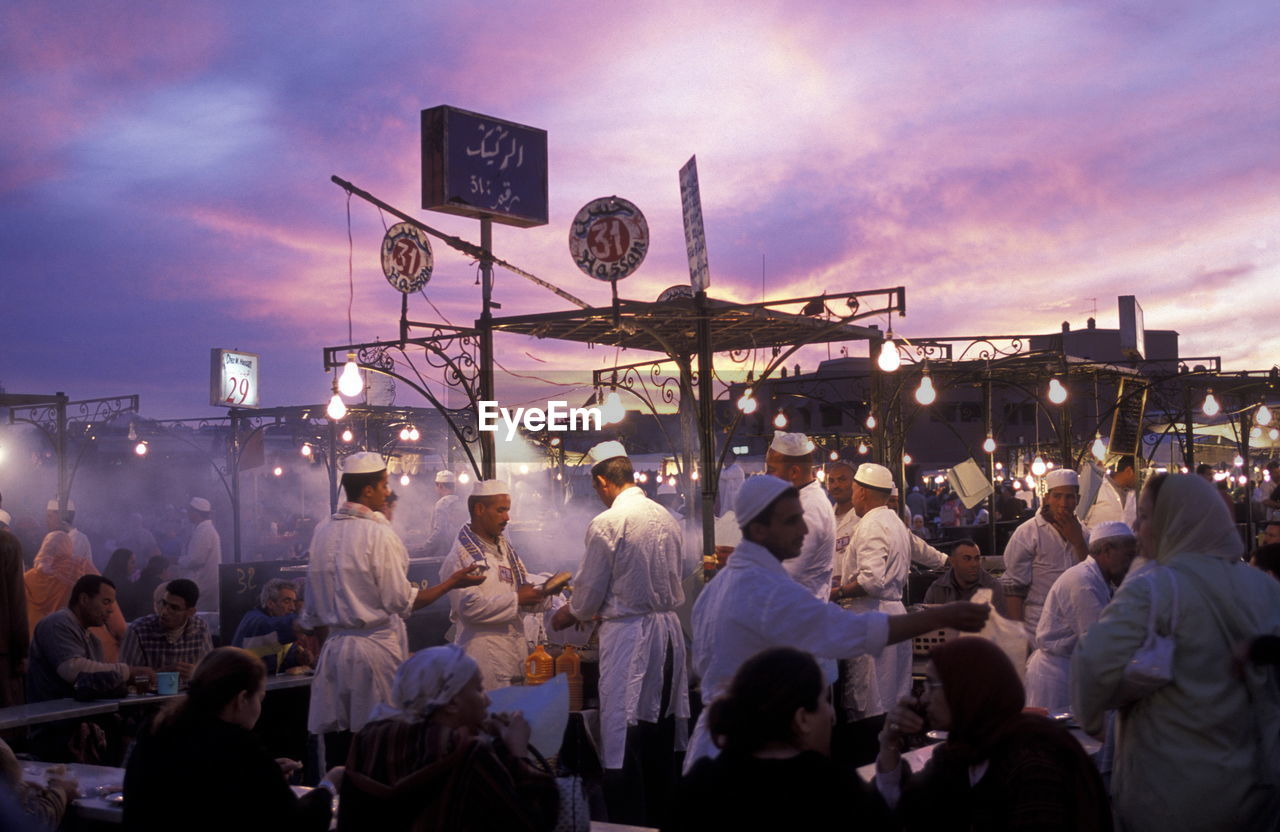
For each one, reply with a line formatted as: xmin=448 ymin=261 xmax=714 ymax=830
xmin=516 ymin=585 xmax=545 ymax=606
xmin=130 ymin=666 xmax=157 ymax=691
xmin=47 ymin=775 xmax=79 ymax=803
xmin=447 ymin=566 xmax=488 ymax=589
xmin=550 ymin=606 xmax=580 ymax=631
xmin=173 ymin=662 xmax=196 ymax=682
xmin=490 ymin=710 xmax=532 ymax=758
xmin=275 ymin=758 xmax=303 ymax=780
xmin=937 ymin=601 xmax=990 ymax=632
xmin=1049 ymin=512 xmax=1088 ymax=556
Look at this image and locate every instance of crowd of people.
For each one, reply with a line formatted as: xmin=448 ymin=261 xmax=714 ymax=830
xmin=2 ymin=432 xmax=1279 ymax=831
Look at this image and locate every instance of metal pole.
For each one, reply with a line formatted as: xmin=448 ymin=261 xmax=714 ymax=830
xmin=328 ymin=420 xmax=339 ymax=514
xmin=56 ymin=394 xmax=68 ymax=510
xmin=1242 ymin=410 xmax=1255 ymax=545
xmin=986 ymin=377 xmax=998 ymax=555
xmin=1183 ymin=383 xmax=1196 ymax=470
xmin=696 ymin=292 xmax=716 ymax=560
xmin=230 ymin=409 xmax=242 ymax=564
xmin=479 ymin=217 xmax=496 ymax=480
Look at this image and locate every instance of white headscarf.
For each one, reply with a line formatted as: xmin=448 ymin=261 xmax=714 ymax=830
xmin=1150 ymin=473 xmax=1242 ymax=563
xmin=367 ymin=644 xmax=479 ymax=723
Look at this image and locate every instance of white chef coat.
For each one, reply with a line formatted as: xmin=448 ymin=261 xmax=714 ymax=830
xmin=835 ymin=506 xmax=947 ymax=574
xmin=1025 ymin=556 xmax=1112 ymax=712
xmin=568 ymin=485 xmax=689 ymax=770
xmin=425 ymin=494 xmax=468 ymax=557
xmin=782 ymin=480 xmax=837 ymax=601
xmin=178 ymin=519 xmax=221 ymax=612
xmin=302 ymin=503 xmax=415 ymax=734
xmin=837 ymin=505 xmax=912 ymax=721
xmin=1084 ymin=477 xmax=1137 ymax=528
xmin=833 ymin=505 xmax=859 ymax=578
xmin=1001 ymin=513 xmax=1081 ymax=638
xmin=687 ymin=538 xmax=890 ymax=771
xmin=439 ymin=526 xmax=543 ymax=690
xmin=718 ymin=462 xmax=745 ymax=518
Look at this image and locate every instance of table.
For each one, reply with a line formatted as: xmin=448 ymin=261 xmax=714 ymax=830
xmin=0 ymin=699 xmax=118 ymax=731
xmin=19 ymin=761 xmax=125 ymax=824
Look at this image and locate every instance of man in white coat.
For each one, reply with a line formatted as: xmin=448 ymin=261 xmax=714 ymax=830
xmin=828 ymin=464 xmax=948 ymax=580
xmin=766 ymin=431 xmax=835 ymax=600
xmin=550 ymin=441 xmax=687 ymax=828
xmin=831 ymin=463 xmax=914 ymax=765
xmin=303 ymin=452 xmax=484 ymax=768
xmin=177 ymin=498 xmax=221 ymax=612
xmin=1002 ymin=468 xmax=1090 ymax=639
xmin=439 ymin=479 xmax=554 ymax=689
xmin=1084 ymin=455 xmax=1139 ymax=528
xmin=424 ymin=470 xmax=468 ymax=558
xmin=687 ymin=475 xmax=990 ymax=772
xmin=1025 ymin=521 xmax=1136 ymax=711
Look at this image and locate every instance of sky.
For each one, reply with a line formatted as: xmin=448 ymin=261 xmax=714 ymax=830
xmin=2 ymin=0 xmax=1278 ymax=420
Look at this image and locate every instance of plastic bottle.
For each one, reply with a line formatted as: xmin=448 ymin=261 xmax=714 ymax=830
xmin=556 ymin=644 xmax=584 ymax=710
xmin=524 ymin=644 xmax=554 ymax=686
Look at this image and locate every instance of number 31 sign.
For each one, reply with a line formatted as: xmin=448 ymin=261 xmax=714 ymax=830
xmin=210 ymin=349 xmax=260 ymax=409
xmin=569 ymin=196 xmax=649 ymax=282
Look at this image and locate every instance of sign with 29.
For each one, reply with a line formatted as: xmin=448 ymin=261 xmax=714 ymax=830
xmin=210 ymin=349 xmax=260 ymax=409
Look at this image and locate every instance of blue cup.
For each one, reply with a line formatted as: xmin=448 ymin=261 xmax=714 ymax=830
xmin=156 ymin=671 xmax=179 ymax=695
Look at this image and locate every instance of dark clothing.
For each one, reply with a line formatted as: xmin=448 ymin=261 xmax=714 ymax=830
xmin=923 ymin=567 xmax=1008 ymax=616
xmin=124 ymin=713 xmax=330 ymax=832
xmin=27 ymin=609 xmax=122 ymax=703
xmin=0 ymin=530 xmax=27 ymax=706
xmin=667 ymin=750 xmax=893 ymax=832
xmin=339 ymin=718 xmax=558 ymax=832
xmin=121 ymin=567 xmax=167 ymax=622
xmin=232 ymin=608 xmax=301 ymax=672
xmin=889 ymin=716 xmax=1112 ymax=831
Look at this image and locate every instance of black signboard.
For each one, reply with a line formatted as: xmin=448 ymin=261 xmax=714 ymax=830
xmin=1107 ymin=378 xmax=1149 ymax=463
xmin=421 ymin=105 xmax=548 ymax=228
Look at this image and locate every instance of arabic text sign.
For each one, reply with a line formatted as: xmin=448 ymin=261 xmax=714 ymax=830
xmin=679 ymin=155 xmax=710 ymax=292
xmin=568 ymin=196 xmax=649 ymax=282
xmin=421 ymin=106 xmax=548 ymax=228
xmin=381 ymin=223 xmax=434 ymax=293
xmin=210 ymin=349 xmax=260 ymax=409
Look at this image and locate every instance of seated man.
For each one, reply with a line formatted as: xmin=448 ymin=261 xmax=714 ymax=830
xmin=232 ymin=578 xmax=311 ymax=672
xmin=28 ymin=575 xmax=156 ymax=702
xmin=119 ymin=578 xmax=213 ymax=683
xmin=921 ymin=538 xmax=1007 ymax=615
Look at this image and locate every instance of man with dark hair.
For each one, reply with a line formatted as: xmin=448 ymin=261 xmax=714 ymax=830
xmin=1263 ymin=520 xmax=1280 ymax=548
xmin=119 ymin=578 xmax=212 ymax=682
xmin=28 ymin=575 xmax=155 ymax=702
xmin=686 ymin=475 xmax=990 ymax=772
xmin=303 ymin=452 xmax=484 ymax=769
xmin=550 ymin=441 xmax=687 ymax=827
xmin=1196 ymin=462 xmax=1216 ymax=482
xmin=1252 ymin=541 xmax=1280 ymax=580
xmin=1084 ymin=455 xmax=1138 ymax=528
xmin=923 ymin=539 xmax=1007 ymax=613
xmin=766 ymin=431 xmax=835 ymax=600
xmin=0 ymin=500 xmax=27 ymax=706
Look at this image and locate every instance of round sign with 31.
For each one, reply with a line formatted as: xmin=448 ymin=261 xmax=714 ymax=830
xmin=381 ymin=223 xmax=434 ymax=293
xmin=568 ymin=196 xmax=649 ymax=282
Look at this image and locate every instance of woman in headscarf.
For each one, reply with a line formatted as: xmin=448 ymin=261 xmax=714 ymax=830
xmin=25 ymin=531 xmax=128 ymax=658
xmin=875 ymin=637 xmax=1111 ymax=830
xmin=338 ymin=644 xmax=558 ymax=832
xmin=1073 ymin=473 xmax=1280 ymax=831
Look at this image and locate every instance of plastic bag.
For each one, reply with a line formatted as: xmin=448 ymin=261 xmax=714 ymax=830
xmin=967 ymin=587 xmax=1030 ymax=679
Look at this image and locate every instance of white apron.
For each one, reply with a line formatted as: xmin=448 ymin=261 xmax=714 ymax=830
xmin=1024 ymin=648 xmax=1071 ymax=712
xmin=840 ymin=597 xmax=909 ymax=721
xmin=597 ymin=610 xmax=688 ymax=770
xmin=307 ymin=616 xmax=407 ymax=734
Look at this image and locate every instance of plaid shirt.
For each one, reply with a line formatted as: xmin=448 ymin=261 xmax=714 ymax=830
xmin=120 ymin=613 xmax=213 ymax=671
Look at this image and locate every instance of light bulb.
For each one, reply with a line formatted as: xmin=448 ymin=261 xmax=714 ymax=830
xmin=1091 ymin=436 xmax=1107 ymax=461
xmin=1252 ymin=427 xmax=1263 ymax=439
xmin=982 ymin=436 xmax=996 ymax=454
xmin=273 ymin=466 xmax=283 ymax=477
xmin=995 ymin=475 xmax=1005 ymax=482
xmin=603 ymin=391 xmax=625 ymax=424
xmin=995 ymin=461 xmax=1004 ymax=470
xmin=1238 ymin=474 xmax=1248 ymax=486
xmin=691 ymin=470 xmax=699 ymax=481
xmin=399 ymin=428 xmax=410 ymax=441
xmin=400 ymin=474 xmax=410 ymax=486
xmin=829 ymin=450 xmax=839 ymax=461
xmin=519 ymin=464 xmax=529 ymax=475
xmin=877 ymin=338 xmax=901 ymax=373
xmin=1048 ymin=378 xmax=1068 ymax=405
xmin=934 ymin=475 xmax=945 ymax=485
xmin=1202 ymin=391 xmax=1220 ymax=417
xmin=1047 ymin=461 xmax=1056 ymax=470
xmin=773 ymin=412 xmax=788 ymax=429
xmin=903 ymin=453 xmax=913 ymax=465
xmin=1270 ymin=428 xmax=1279 ymax=441
xmin=458 ymin=473 xmax=471 ymax=485
xmin=1233 ymin=455 xmax=1244 ymax=468
xmin=341 ymin=429 xmax=354 ymax=442
xmin=134 ymin=442 xmax=148 ymax=456
xmin=1031 ymin=456 xmax=1047 ymax=476
xmin=300 ymin=444 xmax=312 ymax=457
xmin=815 ymin=469 xmax=826 ymax=482
xmin=1025 ymin=475 xmax=1037 ymax=489
xmin=740 ymin=394 xmax=758 ymax=415
xmin=1258 ymin=405 xmax=1273 ymax=426
xmin=408 ymin=427 xmax=420 ymax=441
xmin=857 ymin=442 xmax=869 ymax=455
xmin=327 ymin=393 xmax=348 ymax=421
xmin=338 ymin=354 xmax=364 ymax=398
xmin=914 ymin=373 xmax=937 ymax=406
xmin=638 ymin=472 xmax=648 ymax=483
xmin=866 ymin=414 xmax=877 ymax=430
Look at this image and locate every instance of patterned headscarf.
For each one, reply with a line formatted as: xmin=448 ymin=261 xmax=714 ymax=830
xmin=367 ymin=644 xmax=479 ymax=724
xmin=33 ymin=531 xmax=76 ymax=583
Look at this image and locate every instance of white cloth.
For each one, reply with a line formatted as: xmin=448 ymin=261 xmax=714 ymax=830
xmin=68 ymin=527 xmax=92 ymax=571
xmin=425 ymin=494 xmax=468 ymax=557
xmin=439 ymin=527 xmax=543 ymax=690
xmin=1084 ymin=477 xmax=1137 ymax=528
xmin=833 ymin=505 xmax=859 ymax=575
xmin=718 ymin=462 xmax=745 ymax=518
xmin=1025 ymin=556 xmax=1111 ymax=711
xmin=302 ymin=505 xmax=416 ymax=734
xmin=836 ymin=506 xmax=945 ymax=572
xmin=687 ymin=538 xmax=890 ymax=772
xmin=782 ymin=480 xmax=837 ymax=601
xmin=837 ymin=505 xmax=912 ymax=721
xmin=568 ymin=485 xmax=689 ymax=769
xmin=1001 ymin=513 xmax=1080 ymax=637
xmin=178 ymin=519 xmax=221 ymax=612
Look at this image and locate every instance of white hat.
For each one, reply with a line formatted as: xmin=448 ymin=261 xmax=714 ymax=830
xmin=471 ymin=479 xmax=509 ymax=497
xmin=854 ymin=462 xmax=894 ymax=492
xmin=769 ymin=431 xmax=814 ymax=457
xmin=588 ymin=440 xmax=628 ymax=462
xmin=0 ymin=509 xmax=10 ymax=526
xmin=1044 ymin=469 xmax=1080 ymax=490
xmin=189 ymin=497 xmax=212 ymax=513
xmin=435 ymin=470 xmax=456 ymax=484
xmin=1089 ymin=521 xmax=1134 ymax=544
xmin=735 ymin=474 xmax=793 ymax=527
xmin=342 ymin=452 xmax=386 ymax=475
xmin=46 ymin=499 xmax=76 ymax=512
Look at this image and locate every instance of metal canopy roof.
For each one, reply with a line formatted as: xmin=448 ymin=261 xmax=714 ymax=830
xmin=487 ymin=296 xmax=883 ymax=356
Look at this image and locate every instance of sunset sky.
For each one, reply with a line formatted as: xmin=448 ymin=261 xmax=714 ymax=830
xmin=2 ymin=1 xmax=1277 ymax=419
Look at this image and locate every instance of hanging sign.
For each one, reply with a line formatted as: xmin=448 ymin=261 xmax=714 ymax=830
xmin=210 ymin=349 xmax=260 ymax=409
xmin=568 ymin=196 xmax=649 ymax=282
xmin=381 ymin=223 xmax=434 ymax=293
xmin=679 ymin=155 xmax=710 ymax=292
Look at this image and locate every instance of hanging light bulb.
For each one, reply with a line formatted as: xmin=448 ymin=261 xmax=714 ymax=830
xmin=1025 ymin=475 xmax=1037 ymax=489
xmin=995 ymin=461 xmax=1004 ymax=470
xmin=1258 ymin=405 xmax=1273 ymax=426
xmin=408 ymin=426 xmax=420 ymax=441
xmin=829 ymin=450 xmax=840 ymax=461
xmin=1233 ymin=455 xmax=1244 ymax=468
xmin=857 ymin=442 xmax=869 ymax=455
xmin=338 ymin=353 xmax=364 ymax=398
xmin=1252 ymin=427 xmax=1263 ymax=439
xmin=273 ymin=466 xmax=284 ymax=477
xmin=691 ymin=470 xmax=700 ymax=481
xmin=1238 ymin=474 xmax=1248 ymax=486
xmin=1046 ymin=461 xmax=1056 ymax=470
xmin=1047 ymin=378 xmax=1068 ymax=405
xmin=902 ymin=452 xmax=913 ymax=465
xmin=327 ymin=390 xmax=348 ymax=421
xmin=399 ymin=473 xmax=410 ymax=486
xmin=982 ymin=435 xmax=997 ymax=454
xmin=602 ymin=391 xmax=625 ymax=425
xmin=458 ymin=472 xmax=471 ymax=485
xmin=773 ymin=411 xmax=788 ymax=429
xmin=866 ymin=414 xmax=877 ymax=430
xmin=1270 ymin=428 xmax=1280 ymax=441
xmin=300 ymin=444 xmax=312 ymax=457
xmin=341 ymin=429 xmax=354 ymax=442
xmin=134 ymin=441 xmax=148 ymax=457
xmin=637 ymin=472 xmax=647 ymax=484
xmin=519 ymin=464 xmax=529 ymax=475
xmin=1091 ymin=435 xmax=1107 ymax=461
xmin=399 ymin=427 xmax=411 ymax=441
xmin=877 ymin=336 xmax=901 ymax=373
xmin=1031 ymin=456 xmax=1048 ymax=476
xmin=914 ymin=371 xmax=937 ymax=406
xmin=1202 ymin=391 xmax=1220 ymax=417
xmin=815 ymin=468 xmax=826 ymax=482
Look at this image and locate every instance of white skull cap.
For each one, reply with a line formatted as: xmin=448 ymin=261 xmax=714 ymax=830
xmin=471 ymin=479 xmax=509 ymax=497
xmin=189 ymin=497 xmax=212 ymax=513
xmin=435 ymin=470 xmax=456 ymax=483
xmin=588 ymin=440 xmax=628 ymax=462
xmin=854 ymin=462 xmax=894 ymax=492
xmin=735 ymin=475 xmax=793 ymax=527
xmin=769 ymin=431 xmax=814 ymax=457
xmin=1089 ymin=520 xmax=1134 ymax=544
xmin=342 ymin=452 xmax=386 ymax=475
xmin=1045 ymin=468 xmax=1080 ymax=490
